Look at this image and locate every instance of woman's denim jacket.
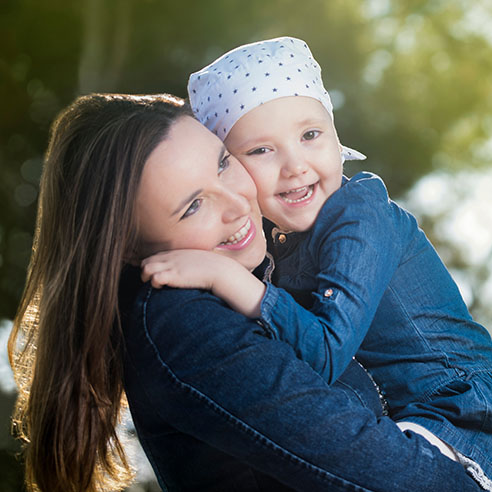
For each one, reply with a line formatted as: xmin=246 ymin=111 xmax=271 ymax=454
xmin=119 ymin=265 xmax=481 ymax=491
xmin=260 ymin=171 xmax=492 ymax=477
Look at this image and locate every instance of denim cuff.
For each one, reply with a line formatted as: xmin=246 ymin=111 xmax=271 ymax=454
xmin=259 ymin=282 xmax=281 ymax=338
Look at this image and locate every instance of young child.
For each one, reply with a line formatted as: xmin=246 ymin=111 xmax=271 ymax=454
xmin=142 ymin=37 xmax=492 ymax=488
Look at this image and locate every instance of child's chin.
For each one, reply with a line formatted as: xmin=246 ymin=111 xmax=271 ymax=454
xmin=281 ymin=214 xmax=318 ymax=233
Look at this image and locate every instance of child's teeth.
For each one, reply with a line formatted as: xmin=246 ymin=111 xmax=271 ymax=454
xmin=281 ymin=185 xmax=314 ymax=203
xmin=286 ymin=186 xmax=307 ymax=194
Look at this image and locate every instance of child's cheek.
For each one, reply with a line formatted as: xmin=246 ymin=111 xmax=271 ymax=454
xmin=247 ymin=168 xmax=273 ymax=197
xmin=237 ymin=159 xmax=263 ymax=186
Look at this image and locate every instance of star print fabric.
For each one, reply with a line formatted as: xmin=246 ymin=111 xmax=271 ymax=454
xmin=187 ymin=36 xmax=365 ymax=162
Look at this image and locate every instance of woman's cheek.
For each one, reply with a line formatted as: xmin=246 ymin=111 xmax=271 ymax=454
xmin=182 ymin=221 xmax=221 ymax=251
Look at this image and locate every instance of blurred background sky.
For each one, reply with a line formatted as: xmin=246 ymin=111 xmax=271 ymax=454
xmin=1 ymin=0 xmax=491 ymax=490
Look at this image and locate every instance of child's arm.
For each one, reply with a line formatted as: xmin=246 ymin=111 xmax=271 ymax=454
xmin=257 ymin=173 xmax=407 ymax=384
xmin=141 ymin=250 xmax=266 ymax=319
xmin=141 ymin=174 xmax=404 ymax=387
xmin=140 ymin=247 xmax=382 ymax=387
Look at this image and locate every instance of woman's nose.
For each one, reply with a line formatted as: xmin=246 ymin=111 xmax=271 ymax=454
xmin=222 ymin=189 xmax=252 ymax=223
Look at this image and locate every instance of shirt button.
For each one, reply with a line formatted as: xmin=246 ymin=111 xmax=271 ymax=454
xmin=324 ymin=288 xmax=334 ymax=298
xmin=278 ymin=234 xmax=287 ymax=243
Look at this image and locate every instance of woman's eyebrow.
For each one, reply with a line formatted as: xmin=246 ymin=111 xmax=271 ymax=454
xmin=218 ymin=145 xmax=226 ymax=162
xmin=171 ymin=189 xmax=203 ymax=216
xmin=171 ymin=145 xmax=225 ymax=217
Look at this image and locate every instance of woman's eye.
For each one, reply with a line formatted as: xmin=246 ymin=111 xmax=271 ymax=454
xmin=247 ymin=147 xmax=270 ymax=156
xmin=303 ymin=130 xmax=320 ymax=141
xmin=219 ymin=154 xmax=231 ymax=174
xmin=182 ymin=198 xmax=202 ymax=219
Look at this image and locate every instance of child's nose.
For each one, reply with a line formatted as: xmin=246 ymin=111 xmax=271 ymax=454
xmin=281 ymin=150 xmax=309 ymax=178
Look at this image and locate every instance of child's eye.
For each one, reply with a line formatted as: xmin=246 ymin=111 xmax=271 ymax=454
xmin=247 ymin=147 xmax=270 ymax=156
xmin=219 ymin=153 xmax=231 ymax=174
xmin=303 ymin=130 xmax=320 ymax=141
xmin=181 ymin=198 xmax=202 ymax=219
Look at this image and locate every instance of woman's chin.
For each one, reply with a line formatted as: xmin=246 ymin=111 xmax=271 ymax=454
xmin=243 ymin=244 xmax=268 ymax=272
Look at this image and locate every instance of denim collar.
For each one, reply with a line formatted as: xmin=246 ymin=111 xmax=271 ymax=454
xmin=263 ymin=217 xmax=310 ymax=262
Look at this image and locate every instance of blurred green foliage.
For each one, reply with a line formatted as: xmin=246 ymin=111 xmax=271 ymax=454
xmin=1 ymin=0 xmax=491 ymax=321
xmin=0 ymin=1 xmax=491 ymax=489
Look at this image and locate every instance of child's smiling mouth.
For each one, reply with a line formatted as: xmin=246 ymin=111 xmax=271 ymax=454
xmin=278 ymin=183 xmax=317 ymax=205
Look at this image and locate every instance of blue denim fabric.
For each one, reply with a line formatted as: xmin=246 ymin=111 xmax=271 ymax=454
xmin=260 ymin=171 xmax=492 ymax=478
xmin=119 ymin=266 xmax=481 ymax=491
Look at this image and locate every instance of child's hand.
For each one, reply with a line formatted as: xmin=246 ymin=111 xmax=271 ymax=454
xmin=141 ymin=249 xmax=267 ymax=318
xmin=141 ymin=249 xmax=232 ymax=290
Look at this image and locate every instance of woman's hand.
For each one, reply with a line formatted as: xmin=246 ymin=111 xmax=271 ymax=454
xmin=141 ymin=249 xmax=266 ymax=318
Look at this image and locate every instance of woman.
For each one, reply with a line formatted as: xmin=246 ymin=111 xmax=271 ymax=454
xmin=9 ymin=93 xmax=480 ymax=492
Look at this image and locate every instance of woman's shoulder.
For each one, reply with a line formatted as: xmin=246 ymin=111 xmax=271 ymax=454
xmin=120 ymin=265 xmax=224 ymax=320
xmin=119 ymin=265 xmax=277 ymax=382
xmin=119 ymin=264 xmax=245 ymax=346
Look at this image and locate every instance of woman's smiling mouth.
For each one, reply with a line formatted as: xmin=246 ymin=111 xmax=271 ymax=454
xmin=217 ymin=218 xmax=256 ymax=250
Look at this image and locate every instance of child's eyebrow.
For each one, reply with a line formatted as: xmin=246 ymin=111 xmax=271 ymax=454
xmin=296 ymin=117 xmax=329 ymax=127
xmin=235 ymin=137 xmax=266 ymax=150
xmin=235 ymin=118 xmax=329 ymax=150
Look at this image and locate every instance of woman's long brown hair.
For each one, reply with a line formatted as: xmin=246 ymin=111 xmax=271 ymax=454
xmin=8 ymin=93 xmax=192 ymax=492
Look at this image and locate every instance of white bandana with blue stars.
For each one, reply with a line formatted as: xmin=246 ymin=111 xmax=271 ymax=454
xmin=187 ymin=36 xmax=365 ymax=162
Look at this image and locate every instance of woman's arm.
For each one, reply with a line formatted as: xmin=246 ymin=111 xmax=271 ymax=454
xmin=121 ymin=277 xmax=478 ymax=492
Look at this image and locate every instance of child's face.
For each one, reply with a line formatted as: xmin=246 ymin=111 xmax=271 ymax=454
xmin=225 ymin=96 xmax=343 ymax=232
xmin=136 ymin=116 xmax=266 ymax=271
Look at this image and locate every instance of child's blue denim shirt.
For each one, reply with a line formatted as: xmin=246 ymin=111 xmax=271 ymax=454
xmin=259 ymin=172 xmax=492 ymax=481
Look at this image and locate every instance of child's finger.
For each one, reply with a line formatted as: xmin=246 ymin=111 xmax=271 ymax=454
xmin=141 ymin=251 xmax=171 ymax=267
xmin=150 ymin=270 xmax=173 ymax=289
xmin=141 ymin=261 xmax=168 ymax=282
xmin=150 ymin=273 xmax=165 ymax=289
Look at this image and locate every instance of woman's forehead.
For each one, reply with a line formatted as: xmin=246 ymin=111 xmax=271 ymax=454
xmin=141 ymin=117 xmax=223 ymax=197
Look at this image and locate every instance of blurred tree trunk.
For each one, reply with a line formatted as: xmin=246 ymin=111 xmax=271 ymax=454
xmin=78 ymin=0 xmax=132 ymax=93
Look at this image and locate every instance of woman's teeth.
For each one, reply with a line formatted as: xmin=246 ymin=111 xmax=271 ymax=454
xmin=222 ymin=219 xmax=251 ymax=245
xmin=280 ymin=185 xmax=314 ymax=203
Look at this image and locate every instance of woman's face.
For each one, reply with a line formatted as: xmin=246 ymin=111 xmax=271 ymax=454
xmin=136 ymin=116 xmax=266 ymax=271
